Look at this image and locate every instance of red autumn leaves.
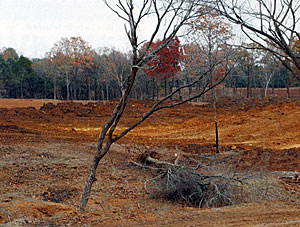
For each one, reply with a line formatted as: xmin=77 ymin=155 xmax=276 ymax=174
xmin=142 ymin=37 xmax=183 ymax=80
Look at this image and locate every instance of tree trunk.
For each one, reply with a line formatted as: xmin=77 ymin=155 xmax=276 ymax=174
xmin=73 ymin=83 xmax=77 ymax=100
xmin=247 ymin=72 xmax=250 ymax=98
xmin=196 ymin=83 xmax=200 ymax=102
xmin=88 ymin=76 xmax=91 ymax=100
xmin=78 ymin=68 xmax=138 ymax=212
xmin=260 ymin=87 xmax=265 ymax=98
xmin=212 ymin=90 xmax=219 ymax=154
xmin=44 ymin=79 xmax=47 ymax=99
xmin=97 ymin=80 xmax=101 ymax=100
xmin=264 ymin=74 xmax=273 ymax=98
xmin=169 ymin=79 xmax=174 ymax=100
xmin=234 ymin=76 xmax=237 ymax=97
xmin=20 ymin=77 xmax=24 ymax=99
xmin=156 ymin=82 xmax=159 ymax=101
xmin=66 ymin=73 xmax=70 ymax=100
xmin=94 ymin=79 xmax=97 ymax=100
xmin=152 ymin=78 xmax=155 ymax=101
xmin=106 ymin=82 xmax=109 ymax=101
xmin=164 ymin=78 xmax=167 ymax=97
xmin=102 ymin=83 xmax=106 ymax=101
xmin=53 ymin=75 xmax=57 ymax=100
xmin=253 ymin=76 xmax=257 ymax=98
xmin=176 ymin=80 xmax=182 ymax=100
xmin=145 ymin=80 xmax=149 ymax=99
xmin=286 ymin=75 xmax=290 ymax=100
xmin=78 ymin=139 xmax=112 ymax=212
xmin=272 ymin=77 xmax=275 ymax=97
xmin=187 ymin=77 xmax=192 ymax=97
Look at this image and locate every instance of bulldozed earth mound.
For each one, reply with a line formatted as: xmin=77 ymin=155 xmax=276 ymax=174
xmin=0 ymin=97 xmax=300 ymax=226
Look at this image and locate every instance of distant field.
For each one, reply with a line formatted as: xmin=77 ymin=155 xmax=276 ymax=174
xmin=0 ymin=98 xmax=98 ymax=109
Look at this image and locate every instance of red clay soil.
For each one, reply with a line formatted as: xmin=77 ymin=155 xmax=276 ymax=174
xmin=0 ymin=97 xmax=300 ymax=226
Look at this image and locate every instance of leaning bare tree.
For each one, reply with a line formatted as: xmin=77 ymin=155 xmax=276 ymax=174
xmin=215 ymin=0 xmax=300 ymax=80
xmin=78 ymin=0 xmax=232 ymax=212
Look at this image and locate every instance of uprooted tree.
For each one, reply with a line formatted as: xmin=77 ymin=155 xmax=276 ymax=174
xmin=78 ymin=0 xmax=235 ymax=212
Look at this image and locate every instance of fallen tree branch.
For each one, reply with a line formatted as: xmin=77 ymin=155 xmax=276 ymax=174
xmin=130 ymin=160 xmax=164 ymax=172
xmin=145 ymin=156 xmax=180 ymax=167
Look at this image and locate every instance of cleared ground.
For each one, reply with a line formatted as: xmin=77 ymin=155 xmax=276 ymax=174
xmin=0 ymin=97 xmax=300 ymax=226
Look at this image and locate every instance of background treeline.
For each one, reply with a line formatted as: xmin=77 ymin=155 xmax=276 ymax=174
xmin=0 ymin=36 xmax=299 ymax=101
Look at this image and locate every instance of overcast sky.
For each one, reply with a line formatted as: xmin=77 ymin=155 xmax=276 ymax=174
xmin=2 ymin=0 xmax=296 ymax=59
xmin=0 ymin=0 xmax=132 ymax=58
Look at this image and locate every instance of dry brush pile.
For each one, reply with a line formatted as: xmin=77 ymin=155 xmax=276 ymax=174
xmin=125 ymin=145 xmax=300 ymax=208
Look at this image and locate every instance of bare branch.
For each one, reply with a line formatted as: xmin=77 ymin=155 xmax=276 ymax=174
xmin=112 ymin=59 xmax=236 ymax=143
xmin=215 ymin=0 xmax=300 ymax=79
xmin=103 ymin=0 xmax=129 ymax=22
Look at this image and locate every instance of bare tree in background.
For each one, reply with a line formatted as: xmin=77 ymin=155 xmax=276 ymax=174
xmin=186 ymin=11 xmax=235 ymax=153
xmin=260 ymin=50 xmax=281 ymax=98
xmin=97 ymin=48 xmax=131 ymax=97
xmin=215 ymin=0 xmax=300 ymax=80
xmin=78 ymin=0 xmax=233 ymax=212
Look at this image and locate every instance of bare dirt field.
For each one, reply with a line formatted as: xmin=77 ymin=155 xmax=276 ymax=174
xmin=1 ymin=97 xmax=300 ymax=226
